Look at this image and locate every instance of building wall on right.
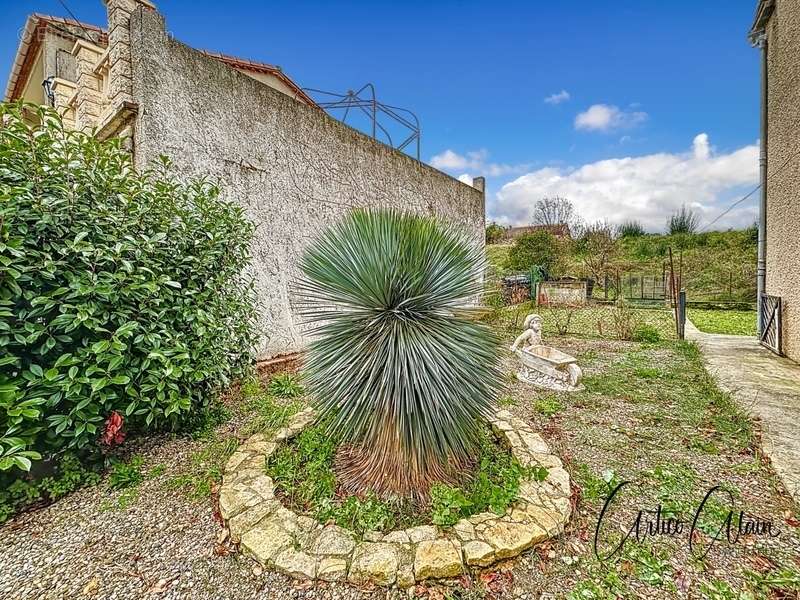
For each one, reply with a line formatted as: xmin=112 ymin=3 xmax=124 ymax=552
xmin=765 ymin=0 xmax=800 ymax=361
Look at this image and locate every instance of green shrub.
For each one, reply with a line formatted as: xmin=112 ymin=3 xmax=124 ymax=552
xmin=506 ymin=230 xmax=559 ymax=274
xmin=0 ymin=103 xmax=256 ymax=476
xmin=485 ymin=221 xmax=505 ymax=245
xmin=617 ymin=220 xmax=645 ymax=238
xmin=667 ymin=205 xmax=700 ymax=234
xmin=631 ymin=324 xmax=661 ymax=343
xmin=0 ymin=453 xmax=101 ymax=522
xmin=296 ymin=210 xmax=502 ymax=499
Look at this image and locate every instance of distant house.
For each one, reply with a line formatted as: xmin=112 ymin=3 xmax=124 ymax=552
xmin=501 ymin=223 xmax=571 ymax=243
xmin=4 ymin=12 xmax=316 ymax=133
xmin=750 ymin=0 xmax=800 ymax=362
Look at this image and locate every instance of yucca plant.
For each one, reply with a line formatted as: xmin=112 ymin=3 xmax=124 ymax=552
xmin=295 ymin=209 xmax=502 ymax=500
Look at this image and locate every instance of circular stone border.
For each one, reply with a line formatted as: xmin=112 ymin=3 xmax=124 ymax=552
xmin=218 ymin=408 xmax=571 ymax=588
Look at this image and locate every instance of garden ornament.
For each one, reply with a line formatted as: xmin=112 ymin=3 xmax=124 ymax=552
xmin=511 ymin=314 xmax=584 ymax=392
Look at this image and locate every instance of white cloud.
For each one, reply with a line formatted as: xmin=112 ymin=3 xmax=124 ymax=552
xmin=574 ymin=103 xmax=648 ymax=132
xmin=457 ymin=173 xmax=473 ymax=185
xmin=544 ymin=90 xmax=571 ymax=105
xmin=430 ymin=149 xmax=530 ymax=178
xmin=490 ymin=134 xmax=758 ymax=232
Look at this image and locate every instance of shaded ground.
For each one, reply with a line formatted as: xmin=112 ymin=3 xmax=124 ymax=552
xmin=687 ymin=320 xmax=800 ymax=503
xmin=2 ymin=324 xmax=799 ymax=599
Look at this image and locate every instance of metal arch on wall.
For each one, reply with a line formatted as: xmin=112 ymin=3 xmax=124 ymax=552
xmin=303 ymin=83 xmax=421 ymax=160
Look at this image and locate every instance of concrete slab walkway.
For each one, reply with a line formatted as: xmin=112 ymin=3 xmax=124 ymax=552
xmin=686 ymin=320 xmax=800 ymax=503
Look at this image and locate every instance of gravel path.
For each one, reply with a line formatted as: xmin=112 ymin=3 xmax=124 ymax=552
xmin=0 ymin=433 xmax=387 ymax=600
xmin=3 ymin=336 xmax=799 ymax=599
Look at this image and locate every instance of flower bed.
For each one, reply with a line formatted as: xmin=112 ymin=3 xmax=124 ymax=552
xmin=218 ymin=408 xmax=571 ymax=588
xmin=264 ymin=417 xmax=546 ymax=536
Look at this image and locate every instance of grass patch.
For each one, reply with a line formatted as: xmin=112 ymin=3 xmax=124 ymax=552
xmin=689 ymin=309 xmax=756 ymax=336
xmin=485 ymin=301 xmax=676 ymax=341
xmin=266 ymin=423 xmax=545 ymax=536
xmin=167 ymin=374 xmax=301 ymax=500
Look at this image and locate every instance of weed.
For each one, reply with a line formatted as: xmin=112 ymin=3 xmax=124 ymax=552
xmin=166 ymin=436 xmax=239 ymax=500
xmin=241 ymin=379 xmax=301 ymax=436
xmin=108 ymin=456 xmax=144 ymax=490
xmin=744 ymin=566 xmax=800 ymax=596
xmin=700 ymin=579 xmax=755 ymax=600
xmin=496 ymin=395 xmax=516 ymax=407
xmin=573 ymin=463 xmax=620 ymax=503
xmin=623 ymin=543 xmax=674 ymax=589
xmin=267 ymin=373 xmax=305 ymax=398
xmin=533 ymin=394 xmax=563 ymax=416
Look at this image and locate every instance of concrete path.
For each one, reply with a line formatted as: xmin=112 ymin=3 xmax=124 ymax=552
xmin=686 ymin=320 xmax=800 ymax=503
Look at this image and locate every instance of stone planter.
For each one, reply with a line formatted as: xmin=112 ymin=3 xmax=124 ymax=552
xmin=218 ymin=408 xmax=571 ymax=588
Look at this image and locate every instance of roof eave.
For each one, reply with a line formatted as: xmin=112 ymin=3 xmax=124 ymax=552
xmin=3 ymin=16 xmax=39 ymax=102
xmin=4 ymin=14 xmax=108 ymax=102
xmin=749 ymin=0 xmax=775 ymax=42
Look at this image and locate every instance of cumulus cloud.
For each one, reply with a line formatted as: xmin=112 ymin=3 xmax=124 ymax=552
xmin=544 ymin=90 xmax=571 ymax=105
xmin=430 ymin=149 xmax=530 ymax=178
xmin=491 ymin=134 xmax=758 ymax=232
xmin=574 ymin=104 xmax=648 ymax=132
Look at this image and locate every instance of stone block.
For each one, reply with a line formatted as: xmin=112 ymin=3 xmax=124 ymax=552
xmin=414 ymin=539 xmax=463 ymax=580
xmin=463 ymin=540 xmax=495 ymax=566
xmin=311 ymin=525 xmax=355 ymax=556
xmin=348 ymin=543 xmax=399 ymax=586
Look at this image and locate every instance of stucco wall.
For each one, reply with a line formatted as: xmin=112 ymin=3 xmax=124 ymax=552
xmin=765 ymin=0 xmax=800 ymax=361
xmin=128 ymin=9 xmax=485 ymax=359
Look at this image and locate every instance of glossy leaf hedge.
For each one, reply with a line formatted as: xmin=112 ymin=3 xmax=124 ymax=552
xmin=0 ymin=103 xmax=256 ymax=473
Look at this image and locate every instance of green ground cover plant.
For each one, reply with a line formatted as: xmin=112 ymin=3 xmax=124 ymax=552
xmin=265 ymin=421 xmax=543 ymax=535
xmin=166 ymin=375 xmax=300 ymax=500
xmin=689 ymin=309 xmax=756 ymax=336
xmin=0 ymin=103 xmax=256 ymax=486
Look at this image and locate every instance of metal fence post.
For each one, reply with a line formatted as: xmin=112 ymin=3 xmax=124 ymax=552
xmin=678 ymin=290 xmax=686 ymax=340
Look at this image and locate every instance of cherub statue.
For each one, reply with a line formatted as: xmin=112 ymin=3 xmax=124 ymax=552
xmin=510 ymin=313 xmax=543 ymax=352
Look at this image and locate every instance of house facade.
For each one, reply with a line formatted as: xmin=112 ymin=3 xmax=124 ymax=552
xmin=750 ymin=0 xmax=800 ymax=362
xmin=4 ymin=0 xmax=486 ymax=360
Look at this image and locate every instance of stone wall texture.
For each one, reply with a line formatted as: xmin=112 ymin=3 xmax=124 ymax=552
xmin=128 ymin=8 xmax=485 ymax=359
xmin=765 ymin=0 xmax=800 ymax=361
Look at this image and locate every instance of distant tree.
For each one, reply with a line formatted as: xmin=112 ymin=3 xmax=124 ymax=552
xmin=507 ymin=230 xmax=559 ymax=275
xmin=485 ymin=221 xmax=505 ymax=244
xmin=577 ymin=220 xmax=619 ymax=282
xmin=617 ymin=220 xmax=645 ymax=238
xmin=668 ymin=205 xmax=700 ymax=234
xmin=745 ymin=221 xmax=758 ymax=244
xmin=532 ymin=197 xmax=583 ymax=234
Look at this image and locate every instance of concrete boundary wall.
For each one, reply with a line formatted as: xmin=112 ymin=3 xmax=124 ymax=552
xmin=128 ymin=8 xmax=485 ymax=358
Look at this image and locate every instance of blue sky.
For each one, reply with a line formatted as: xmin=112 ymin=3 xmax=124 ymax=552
xmin=1 ymin=0 xmax=761 ymax=231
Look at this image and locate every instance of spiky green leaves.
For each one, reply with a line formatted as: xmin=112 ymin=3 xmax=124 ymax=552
xmin=295 ymin=209 xmax=502 ymax=498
